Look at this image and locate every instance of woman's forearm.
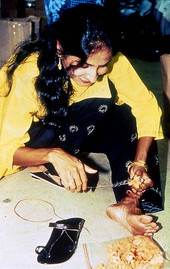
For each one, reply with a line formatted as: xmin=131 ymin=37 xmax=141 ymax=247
xmin=13 ymin=146 xmax=53 ymax=166
xmin=134 ymin=136 xmax=154 ymax=162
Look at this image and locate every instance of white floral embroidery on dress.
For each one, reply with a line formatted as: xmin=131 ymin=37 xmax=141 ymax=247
xmin=74 ymin=149 xmax=80 ymax=154
xmin=98 ymin=104 xmax=108 ymax=113
xmin=131 ymin=133 xmax=138 ymax=142
xmin=58 ymin=134 xmax=66 ymax=141
xmin=155 ymin=154 xmax=159 ymax=165
xmin=69 ymin=125 xmax=79 ymax=133
xmin=87 ymin=125 xmax=95 ymax=135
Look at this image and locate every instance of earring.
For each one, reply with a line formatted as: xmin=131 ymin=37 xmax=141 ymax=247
xmin=58 ymin=57 xmax=62 ymax=70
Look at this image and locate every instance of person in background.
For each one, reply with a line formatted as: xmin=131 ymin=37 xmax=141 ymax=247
xmin=153 ymin=0 xmax=170 ymax=137
xmin=43 ymin=0 xmax=105 ymax=24
xmin=0 ymin=4 xmax=163 ymax=236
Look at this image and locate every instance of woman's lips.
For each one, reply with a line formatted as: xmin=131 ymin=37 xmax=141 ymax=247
xmin=80 ymin=77 xmax=91 ymax=84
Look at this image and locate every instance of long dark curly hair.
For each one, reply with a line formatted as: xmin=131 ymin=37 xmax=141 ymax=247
xmin=6 ymin=3 xmax=120 ymax=129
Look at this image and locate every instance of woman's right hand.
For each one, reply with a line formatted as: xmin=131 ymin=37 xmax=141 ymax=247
xmin=13 ymin=146 xmax=97 ymax=192
xmin=47 ymin=148 xmax=97 ymax=192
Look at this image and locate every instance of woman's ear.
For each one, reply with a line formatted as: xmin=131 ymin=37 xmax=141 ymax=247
xmin=56 ymin=40 xmax=63 ymax=55
xmin=56 ymin=40 xmax=64 ymax=70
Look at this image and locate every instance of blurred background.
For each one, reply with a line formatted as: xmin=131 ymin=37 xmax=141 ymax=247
xmin=0 ymin=0 xmax=164 ymax=67
xmin=0 ymin=0 xmax=46 ymax=67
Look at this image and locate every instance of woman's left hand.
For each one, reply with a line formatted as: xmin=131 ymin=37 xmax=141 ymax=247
xmin=128 ymin=165 xmax=153 ymax=196
xmin=128 ymin=136 xmax=154 ymax=196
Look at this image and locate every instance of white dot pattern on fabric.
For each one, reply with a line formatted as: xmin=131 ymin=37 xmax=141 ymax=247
xmin=74 ymin=149 xmax=80 ymax=154
xmin=59 ymin=134 xmax=66 ymax=141
xmin=98 ymin=104 xmax=108 ymax=113
xmin=131 ymin=133 xmax=138 ymax=142
xmin=87 ymin=125 xmax=95 ymax=135
xmin=69 ymin=125 xmax=79 ymax=133
xmin=155 ymin=154 xmax=159 ymax=165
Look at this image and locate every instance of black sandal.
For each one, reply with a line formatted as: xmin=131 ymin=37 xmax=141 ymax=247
xmin=35 ymin=218 xmax=85 ymax=264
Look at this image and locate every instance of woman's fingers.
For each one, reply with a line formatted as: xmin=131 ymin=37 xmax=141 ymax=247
xmin=84 ymin=164 xmax=97 ymax=174
xmin=50 ymin=175 xmax=63 ymax=186
xmin=61 ymin=173 xmax=77 ymax=192
xmin=129 ymin=170 xmax=153 ymax=195
xmin=72 ymin=163 xmax=97 ymax=192
xmin=55 ymin=160 xmax=94 ymax=192
xmin=48 ymin=149 xmax=97 ymax=192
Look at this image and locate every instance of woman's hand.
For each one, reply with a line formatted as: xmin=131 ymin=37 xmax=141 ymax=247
xmin=13 ymin=146 xmax=97 ymax=193
xmin=128 ymin=165 xmax=153 ymax=196
xmin=47 ymin=148 xmax=97 ymax=192
xmin=127 ymin=136 xmax=154 ymax=196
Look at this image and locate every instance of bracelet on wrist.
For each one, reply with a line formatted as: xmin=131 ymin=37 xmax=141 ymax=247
xmin=127 ymin=160 xmax=148 ymax=173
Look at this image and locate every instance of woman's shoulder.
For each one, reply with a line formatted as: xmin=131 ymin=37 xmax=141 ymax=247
xmin=0 ymin=52 xmax=39 ymax=99
xmin=107 ymin=52 xmax=131 ymax=78
xmin=15 ymin=52 xmax=39 ymax=77
xmin=0 ymin=53 xmax=39 ymax=97
xmin=110 ymin=52 xmax=130 ymax=66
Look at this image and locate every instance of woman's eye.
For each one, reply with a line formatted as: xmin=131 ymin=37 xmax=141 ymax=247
xmin=99 ymin=65 xmax=107 ymax=69
xmin=100 ymin=64 xmax=108 ymax=68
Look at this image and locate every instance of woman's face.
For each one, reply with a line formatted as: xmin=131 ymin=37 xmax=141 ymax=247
xmin=62 ymin=46 xmax=112 ymax=87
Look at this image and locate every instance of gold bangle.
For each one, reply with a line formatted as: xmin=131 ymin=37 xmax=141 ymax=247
xmin=127 ymin=161 xmax=148 ymax=173
xmin=136 ymin=160 xmax=146 ymax=165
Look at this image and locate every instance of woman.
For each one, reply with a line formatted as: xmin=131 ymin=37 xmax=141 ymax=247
xmin=0 ymin=4 xmax=163 ymax=236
